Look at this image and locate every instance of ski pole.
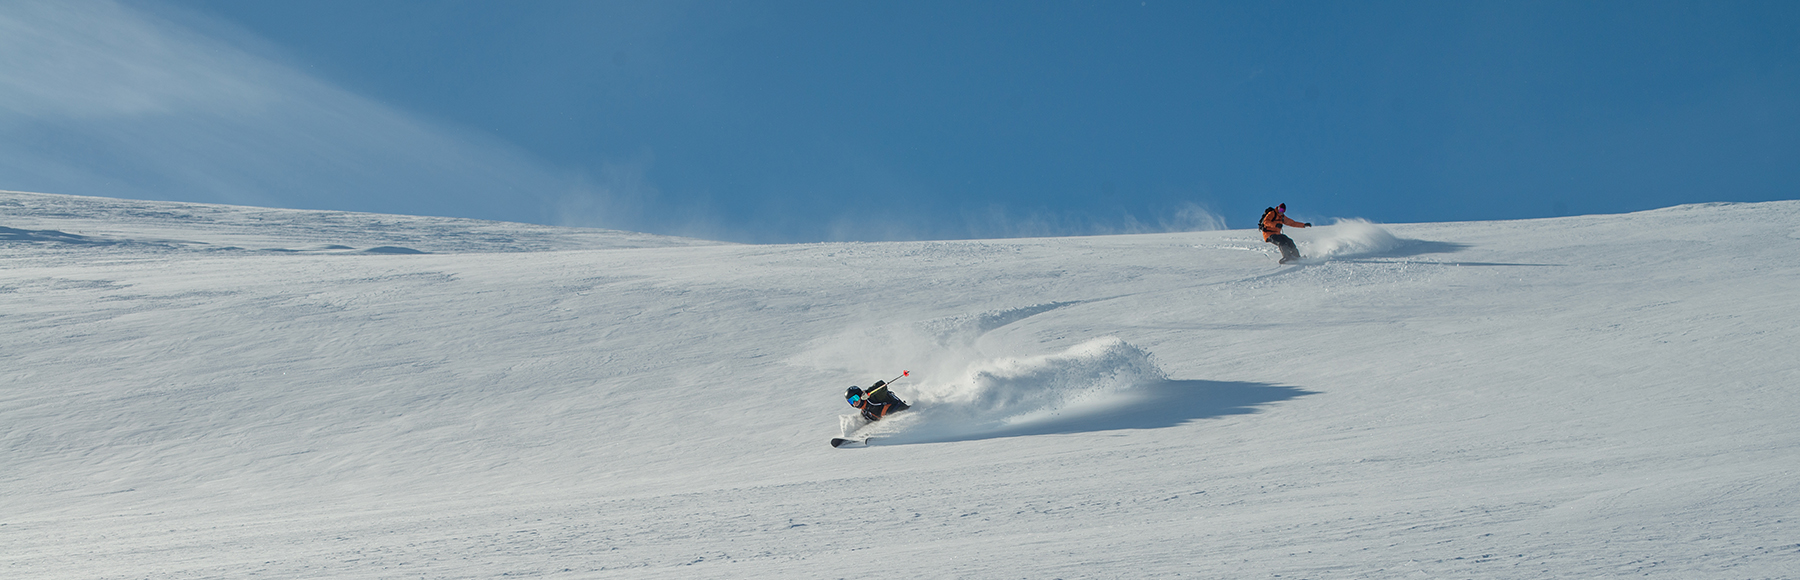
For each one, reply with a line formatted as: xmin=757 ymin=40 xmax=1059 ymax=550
xmin=874 ymin=370 xmax=909 ymax=388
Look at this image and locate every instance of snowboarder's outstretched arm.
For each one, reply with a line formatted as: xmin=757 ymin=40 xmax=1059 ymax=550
xmin=1260 ymin=207 xmax=1310 ymax=240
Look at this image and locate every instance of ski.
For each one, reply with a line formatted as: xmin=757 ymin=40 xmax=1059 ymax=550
xmin=830 ymin=437 xmax=873 ymax=448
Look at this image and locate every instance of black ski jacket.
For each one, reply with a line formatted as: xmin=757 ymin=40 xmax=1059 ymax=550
xmin=852 ymin=380 xmax=910 ymax=421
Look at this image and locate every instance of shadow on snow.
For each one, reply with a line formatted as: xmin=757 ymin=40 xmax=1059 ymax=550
xmin=890 ymin=379 xmax=1317 ymax=445
xmin=1328 ymin=240 xmax=1562 ymax=267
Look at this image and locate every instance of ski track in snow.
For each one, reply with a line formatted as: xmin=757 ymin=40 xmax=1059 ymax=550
xmin=5 ymin=190 xmax=1800 ymax=579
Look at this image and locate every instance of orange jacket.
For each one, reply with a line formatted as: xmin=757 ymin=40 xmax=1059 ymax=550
xmin=1260 ymin=209 xmax=1307 ymax=241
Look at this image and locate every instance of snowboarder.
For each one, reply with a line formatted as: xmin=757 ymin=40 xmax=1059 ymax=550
xmin=1260 ymin=203 xmax=1312 ymax=264
xmin=846 ymin=380 xmax=910 ymax=422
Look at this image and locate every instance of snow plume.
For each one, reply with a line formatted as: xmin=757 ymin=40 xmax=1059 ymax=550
xmin=798 ymin=303 xmax=1170 ymax=443
xmin=1294 ymin=218 xmax=1406 ymax=259
xmin=861 ymin=337 xmax=1168 ymax=444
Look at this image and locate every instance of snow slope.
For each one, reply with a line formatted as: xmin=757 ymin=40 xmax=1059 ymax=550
xmin=4 ymin=191 xmax=1798 ymax=579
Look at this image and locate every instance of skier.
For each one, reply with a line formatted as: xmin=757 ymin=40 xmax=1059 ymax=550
xmin=1260 ymin=203 xmax=1312 ymax=264
xmin=846 ymin=380 xmax=910 ymax=422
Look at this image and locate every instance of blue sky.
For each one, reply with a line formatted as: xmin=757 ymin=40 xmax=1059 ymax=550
xmin=3 ymin=1 xmax=1796 ymax=243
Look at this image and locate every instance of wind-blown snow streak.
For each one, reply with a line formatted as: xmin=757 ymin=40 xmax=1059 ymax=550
xmin=0 ymin=1 xmax=607 ymax=227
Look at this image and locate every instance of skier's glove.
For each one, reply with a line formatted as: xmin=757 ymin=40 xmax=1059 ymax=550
xmin=1303 ymin=222 xmax=1312 ymax=227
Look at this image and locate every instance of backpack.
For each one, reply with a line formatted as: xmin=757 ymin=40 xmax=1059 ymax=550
xmin=1259 ymin=207 xmax=1277 ymax=232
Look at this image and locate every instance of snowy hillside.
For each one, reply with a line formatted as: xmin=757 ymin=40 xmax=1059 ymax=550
xmin=4 ymin=191 xmax=1798 ymax=579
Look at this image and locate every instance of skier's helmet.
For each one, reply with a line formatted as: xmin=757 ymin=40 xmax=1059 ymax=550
xmin=846 ymin=386 xmax=864 ymax=405
xmin=1277 ymin=203 xmax=1287 ymax=213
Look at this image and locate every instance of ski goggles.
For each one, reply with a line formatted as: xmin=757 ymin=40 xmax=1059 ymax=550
xmin=847 ymin=394 xmax=862 ymax=405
